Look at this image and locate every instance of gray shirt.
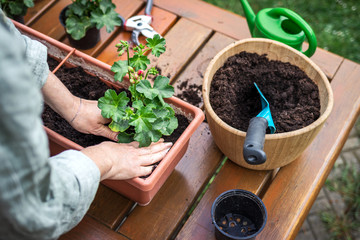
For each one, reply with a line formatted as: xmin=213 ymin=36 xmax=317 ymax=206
xmin=0 ymin=10 xmax=100 ymax=240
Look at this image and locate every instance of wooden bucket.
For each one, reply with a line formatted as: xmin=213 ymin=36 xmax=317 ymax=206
xmin=203 ymin=38 xmax=333 ymax=170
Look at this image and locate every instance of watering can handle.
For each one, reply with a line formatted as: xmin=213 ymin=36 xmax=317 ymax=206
xmin=243 ymin=117 xmax=267 ymax=165
xmin=269 ymin=8 xmax=317 ymax=57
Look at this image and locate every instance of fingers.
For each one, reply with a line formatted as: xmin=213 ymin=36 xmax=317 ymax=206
xmin=138 ymin=140 xmax=172 ymax=155
xmin=139 ymin=166 xmax=154 ymax=178
xmin=139 ymin=148 xmax=170 ymax=166
xmin=128 ymin=141 xmax=140 ymax=148
xmin=97 ymin=125 xmax=118 ymax=141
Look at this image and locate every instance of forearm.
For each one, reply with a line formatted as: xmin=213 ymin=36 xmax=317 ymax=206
xmin=42 ymin=71 xmax=80 ymax=123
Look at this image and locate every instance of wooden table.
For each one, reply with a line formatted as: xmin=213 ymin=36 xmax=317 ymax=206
xmin=22 ymin=0 xmax=360 ymax=239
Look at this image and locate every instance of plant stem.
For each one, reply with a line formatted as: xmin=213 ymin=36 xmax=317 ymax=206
xmin=158 ymin=95 xmax=166 ymax=106
xmin=145 ymin=70 xmax=150 ymax=80
xmin=126 ymin=45 xmax=132 ymax=83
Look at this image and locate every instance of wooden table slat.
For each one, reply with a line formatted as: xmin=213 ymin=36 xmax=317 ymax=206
xmin=96 ymin=6 xmax=177 ymax=64
xmin=59 ymin=216 xmax=128 ymax=240
xmin=176 ymin=160 xmax=273 ymax=240
xmin=118 ymin=123 xmax=224 ymax=240
xmin=29 ymin=0 xmax=72 ymax=40
xmin=147 ymin=18 xmax=213 ymax=83
xmin=255 ymin=59 xmax=360 ymax=240
xmin=24 ymin=0 xmax=57 ymax=26
xmin=304 ymin=42 xmax=344 ymax=80
xmin=87 ymin=185 xmax=134 ymax=229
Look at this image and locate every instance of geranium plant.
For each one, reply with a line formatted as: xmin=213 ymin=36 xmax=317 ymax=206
xmin=0 ymin=0 xmax=34 ymax=19
xmin=65 ymin=0 xmax=122 ymax=40
xmin=98 ymin=35 xmax=178 ymax=147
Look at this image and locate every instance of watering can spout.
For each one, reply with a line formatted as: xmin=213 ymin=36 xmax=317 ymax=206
xmin=239 ymin=0 xmax=256 ymax=35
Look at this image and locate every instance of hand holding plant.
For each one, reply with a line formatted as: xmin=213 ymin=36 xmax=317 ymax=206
xmin=98 ymin=35 xmax=178 ymax=147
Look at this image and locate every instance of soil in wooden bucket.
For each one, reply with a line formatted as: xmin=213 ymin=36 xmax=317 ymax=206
xmin=209 ymin=51 xmax=321 ymax=133
xmin=44 ymin=57 xmax=189 ymax=173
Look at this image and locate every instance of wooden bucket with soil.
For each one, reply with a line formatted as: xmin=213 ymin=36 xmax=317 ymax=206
xmin=203 ymin=38 xmax=333 ymax=170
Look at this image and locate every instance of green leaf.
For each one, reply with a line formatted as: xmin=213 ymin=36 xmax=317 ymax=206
xmin=152 ymin=118 xmax=170 ymax=133
xmin=98 ymin=90 xmax=129 ymax=121
xmin=111 ymin=60 xmax=128 ymax=82
xmin=132 ymin=100 xmax=144 ymax=110
xmin=129 ymin=106 xmax=157 ymax=133
xmin=136 ymin=80 xmax=155 ymax=99
xmin=152 ymin=111 xmax=178 ymax=135
xmin=164 ymin=116 xmax=178 ymax=135
xmin=69 ymin=1 xmax=87 ymax=16
xmin=117 ymin=132 xmax=134 ymax=143
xmin=8 ymin=2 xmax=23 ymax=15
xmin=153 ymin=107 xmax=170 ymax=118
xmin=129 ymin=54 xmax=150 ymax=70
xmin=153 ymin=76 xmax=174 ymax=98
xmin=144 ymin=97 xmax=163 ymax=108
xmin=90 ymin=8 xmax=122 ymax=33
xmin=24 ymin=0 xmax=34 ymax=8
xmin=136 ymin=76 xmax=174 ymax=100
xmin=65 ymin=16 xmax=92 ymax=40
xmin=109 ymin=119 xmax=129 ymax=132
xmin=134 ymin=130 xmax=162 ymax=147
xmin=99 ymin=0 xmax=115 ymax=13
xmin=146 ymin=34 xmax=166 ymax=57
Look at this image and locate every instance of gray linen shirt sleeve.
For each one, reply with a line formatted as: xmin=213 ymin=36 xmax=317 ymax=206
xmin=0 ymin=10 xmax=100 ymax=240
xmin=0 ymin=10 xmax=48 ymax=87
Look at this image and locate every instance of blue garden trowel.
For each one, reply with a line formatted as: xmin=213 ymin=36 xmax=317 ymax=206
xmin=243 ymin=83 xmax=276 ymax=165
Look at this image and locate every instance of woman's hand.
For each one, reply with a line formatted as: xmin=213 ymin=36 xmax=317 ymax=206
xmin=81 ymin=139 xmax=173 ymax=180
xmin=42 ymin=72 xmax=118 ymax=141
xmin=69 ymin=98 xmax=118 ymax=141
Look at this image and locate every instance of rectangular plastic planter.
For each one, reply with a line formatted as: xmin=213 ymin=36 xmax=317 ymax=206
xmin=14 ymin=21 xmax=205 ymax=206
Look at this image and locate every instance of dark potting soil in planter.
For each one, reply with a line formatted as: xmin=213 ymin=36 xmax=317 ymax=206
xmin=43 ymin=57 xmax=189 ymax=148
xmin=48 ymin=57 xmax=61 ymax=72
xmin=210 ymin=51 xmax=321 ymax=133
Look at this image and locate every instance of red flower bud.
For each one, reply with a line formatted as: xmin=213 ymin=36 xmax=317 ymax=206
xmin=137 ymin=70 xmax=144 ymax=76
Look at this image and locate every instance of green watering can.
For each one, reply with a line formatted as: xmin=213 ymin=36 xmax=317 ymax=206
xmin=239 ymin=0 xmax=317 ymax=57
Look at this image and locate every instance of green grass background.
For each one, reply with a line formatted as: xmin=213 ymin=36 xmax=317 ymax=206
xmin=203 ymin=0 xmax=360 ymax=63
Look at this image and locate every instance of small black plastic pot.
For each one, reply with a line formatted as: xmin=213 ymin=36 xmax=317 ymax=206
xmin=59 ymin=6 xmax=100 ymax=50
xmin=211 ymin=189 xmax=267 ymax=240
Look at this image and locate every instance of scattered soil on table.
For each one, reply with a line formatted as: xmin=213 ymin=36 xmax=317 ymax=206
xmin=43 ymin=57 xmax=189 ymax=148
xmin=176 ymin=80 xmax=202 ymax=107
xmin=210 ymin=51 xmax=320 ymax=133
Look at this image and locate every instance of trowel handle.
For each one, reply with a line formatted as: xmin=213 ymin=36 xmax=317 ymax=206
xmin=269 ymin=8 xmax=317 ymax=57
xmin=243 ymin=117 xmax=268 ymax=165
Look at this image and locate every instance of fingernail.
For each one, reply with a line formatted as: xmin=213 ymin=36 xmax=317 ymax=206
xmin=165 ymin=142 xmax=173 ymax=147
